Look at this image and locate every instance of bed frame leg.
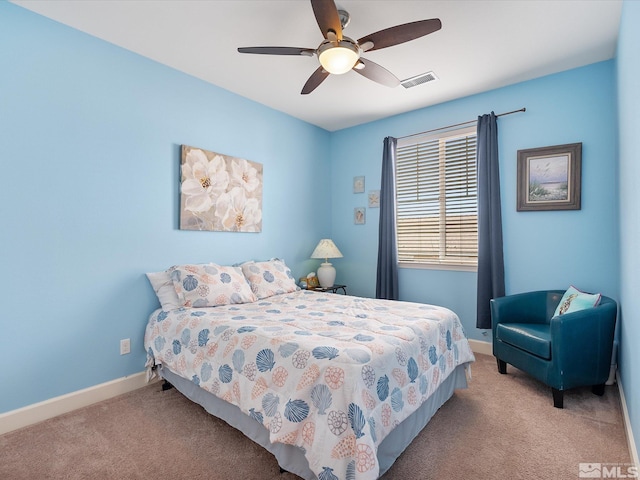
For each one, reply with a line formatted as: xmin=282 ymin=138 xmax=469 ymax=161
xmin=279 ymin=467 xmax=288 ymax=474
xmin=161 ymin=380 xmax=173 ymax=391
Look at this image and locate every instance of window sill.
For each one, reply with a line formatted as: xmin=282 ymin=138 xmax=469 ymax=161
xmin=398 ymin=262 xmax=477 ymax=273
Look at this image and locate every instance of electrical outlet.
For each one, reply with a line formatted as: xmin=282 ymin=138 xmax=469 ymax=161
xmin=120 ymin=338 xmax=131 ymax=355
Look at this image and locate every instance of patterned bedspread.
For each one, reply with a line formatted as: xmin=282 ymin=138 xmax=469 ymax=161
xmin=144 ymin=290 xmax=475 ymax=480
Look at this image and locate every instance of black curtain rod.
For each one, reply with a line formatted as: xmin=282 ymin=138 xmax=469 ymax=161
xmin=398 ymin=107 xmax=526 ymax=140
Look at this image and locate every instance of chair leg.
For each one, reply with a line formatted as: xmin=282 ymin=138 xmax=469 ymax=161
xmin=552 ymin=388 xmax=564 ymax=408
xmin=592 ymin=384 xmax=605 ymax=396
xmin=497 ymin=358 xmax=507 ymax=374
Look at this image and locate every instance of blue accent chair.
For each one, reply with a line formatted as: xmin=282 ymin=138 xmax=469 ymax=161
xmin=490 ymin=290 xmax=617 ymax=408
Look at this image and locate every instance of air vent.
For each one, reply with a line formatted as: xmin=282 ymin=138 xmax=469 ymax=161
xmin=401 ymin=71 xmax=438 ymax=89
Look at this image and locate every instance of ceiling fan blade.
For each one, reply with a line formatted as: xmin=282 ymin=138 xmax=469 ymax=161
xmin=358 ymin=19 xmax=442 ymax=52
xmin=352 ymin=58 xmax=400 ymax=88
xmin=238 ymin=47 xmax=315 ymax=56
xmin=301 ymin=66 xmax=330 ymax=95
xmin=310 ymin=0 xmax=342 ymax=40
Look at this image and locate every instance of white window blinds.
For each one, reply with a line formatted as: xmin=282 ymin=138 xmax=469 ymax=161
xmin=396 ymin=126 xmax=478 ymax=268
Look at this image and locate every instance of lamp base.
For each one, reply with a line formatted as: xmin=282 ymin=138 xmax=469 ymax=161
xmin=317 ymin=263 xmax=336 ymax=288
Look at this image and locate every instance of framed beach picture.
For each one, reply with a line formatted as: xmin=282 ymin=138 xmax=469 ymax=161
xmin=353 ymin=176 xmax=365 ymax=193
xmin=354 ymin=207 xmax=366 ymax=225
xmin=517 ymin=143 xmax=582 ymax=211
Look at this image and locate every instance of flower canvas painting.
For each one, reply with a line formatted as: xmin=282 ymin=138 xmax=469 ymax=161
xmin=180 ymin=145 xmax=263 ymax=232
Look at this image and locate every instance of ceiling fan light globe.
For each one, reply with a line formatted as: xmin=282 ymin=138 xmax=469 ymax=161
xmin=318 ymin=40 xmax=360 ymax=75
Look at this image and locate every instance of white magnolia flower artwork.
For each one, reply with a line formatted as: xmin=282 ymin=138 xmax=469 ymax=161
xmin=180 ymin=145 xmax=263 ymax=232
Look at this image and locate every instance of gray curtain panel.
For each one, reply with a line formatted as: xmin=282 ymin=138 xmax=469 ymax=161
xmin=376 ymin=136 xmax=399 ymax=300
xmin=476 ymin=113 xmax=505 ymax=329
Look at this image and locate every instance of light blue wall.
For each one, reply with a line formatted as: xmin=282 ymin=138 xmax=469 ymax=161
xmin=0 ymin=3 xmax=331 ymax=413
xmin=329 ymin=61 xmax=619 ymax=344
xmin=617 ymin=0 xmax=640 ymax=463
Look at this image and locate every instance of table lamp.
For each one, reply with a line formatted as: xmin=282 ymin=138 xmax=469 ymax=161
xmin=310 ymin=239 xmax=343 ymax=288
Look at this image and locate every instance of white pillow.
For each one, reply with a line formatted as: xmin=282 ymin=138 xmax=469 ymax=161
xmin=146 ymin=269 xmax=181 ymax=311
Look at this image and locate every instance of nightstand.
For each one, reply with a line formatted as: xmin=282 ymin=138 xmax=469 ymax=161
xmin=312 ymin=284 xmax=347 ymax=295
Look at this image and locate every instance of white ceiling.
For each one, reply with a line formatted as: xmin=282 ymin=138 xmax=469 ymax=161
xmin=13 ymin=0 xmax=622 ymax=132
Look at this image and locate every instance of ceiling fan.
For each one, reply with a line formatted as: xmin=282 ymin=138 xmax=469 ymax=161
xmin=237 ymin=0 xmax=442 ymax=95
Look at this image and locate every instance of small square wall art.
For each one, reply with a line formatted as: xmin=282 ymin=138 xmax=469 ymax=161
xmin=180 ymin=145 xmax=263 ymax=232
xmin=368 ymin=190 xmax=380 ymax=208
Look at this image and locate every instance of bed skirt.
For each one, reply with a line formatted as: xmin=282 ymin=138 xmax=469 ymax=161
xmin=158 ymin=363 xmax=470 ymax=479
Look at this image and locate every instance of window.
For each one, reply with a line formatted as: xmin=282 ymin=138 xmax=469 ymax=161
xmin=395 ymin=126 xmax=477 ymax=269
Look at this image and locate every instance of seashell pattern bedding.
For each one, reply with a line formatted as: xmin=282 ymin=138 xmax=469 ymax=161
xmin=144 ymin=289 xmax=475 ymax=480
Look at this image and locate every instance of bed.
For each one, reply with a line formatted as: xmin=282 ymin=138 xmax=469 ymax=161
xmin=144 ymin=262 xmax=475 ymax=480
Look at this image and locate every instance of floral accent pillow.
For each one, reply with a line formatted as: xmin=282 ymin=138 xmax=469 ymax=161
xmin=241 ymin=258 xmax=299 ymax=299
xmin=171 ymin=264 xmax=257 ymax=307
xmin=553 ymin=285 xmax=601 ymax=317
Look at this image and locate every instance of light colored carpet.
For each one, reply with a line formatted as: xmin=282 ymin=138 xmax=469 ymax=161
xmin=0 ymin=354 xmax=630 ymax=479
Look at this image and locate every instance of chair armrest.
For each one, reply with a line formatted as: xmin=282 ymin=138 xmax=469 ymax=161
xmin=550 ymin=301 xmax=617 ymax=385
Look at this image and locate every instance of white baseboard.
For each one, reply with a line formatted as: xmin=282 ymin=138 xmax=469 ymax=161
xmin=469 ymin=339 xmax=492 ymax=356
xmin=0 ymin=371 xmax=155 ymax=436
xmin=617 ymin=372 xmax=640 ymax=468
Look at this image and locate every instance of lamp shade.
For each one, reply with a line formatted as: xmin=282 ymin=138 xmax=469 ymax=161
xmin=310 ymin=239 xmax=343 ymax=261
